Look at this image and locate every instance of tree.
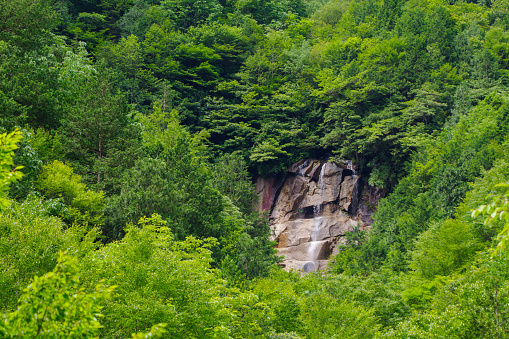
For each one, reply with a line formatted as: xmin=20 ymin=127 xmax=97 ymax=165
xmin=79 ymin=214 xmax=232 ymax=338
xmin=0 ymin=252 xmax=167 ymax=338
xmin=0 ymin=0 xmax=58 ymax=48
xmin=235 ymin=0 xmax=309 ymax=26
xmin=0 ymin=130 xmax=23 ymax=209
xmin=380 ymin=252 xmax=509 ymax=338
xmin=9 ymin=127 xmax=65 ymax=200
xmin=60 ymin=70 xmax=142 ymax=194
xmin=106 ymin=103 xmax=225 ymax=240
xmin=0 ymin=253 xmax=114 ymax=338
xmin=210 ymin=152 xmax=257 ymax=214
xmin=409 ymin=219 xmax=480 ymax=278
xmin=472 ymin=182 xmax=509 ymax=255
xmin=161 ymin=0 xmax=223 ymax=30
xmin=37 ymin=160 xmax=105 ymax=228
xmin=301 ymin=293 xmax=380 ymax=338
xmin=0 ymin=195 xmax=99 ymax=312
xmin=0 ymin=36 xmax=65 ymax=130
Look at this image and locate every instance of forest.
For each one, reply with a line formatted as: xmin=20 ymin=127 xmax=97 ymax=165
xmin=1 ymin=0 xmax=509 ymax=337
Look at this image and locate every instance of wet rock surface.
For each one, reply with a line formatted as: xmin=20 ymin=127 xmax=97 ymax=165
xmin=257 ymin=159 xmax=382 ymax=272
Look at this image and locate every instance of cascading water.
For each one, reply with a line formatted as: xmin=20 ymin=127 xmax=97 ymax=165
xmin=268 ymin=158 xmax=371 ymax=272
xmin=346 ymin=160 xmax=354 ymax=172
xmin=346 ymin=161 xmax=360 ymax=213
xmin=304 ymin=163 xmax=327 ymax=272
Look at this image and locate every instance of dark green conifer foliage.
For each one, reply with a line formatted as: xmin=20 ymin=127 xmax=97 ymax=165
xmin=105 ymin=104 xmax=225 ymax=240
xmin=59 ymin=70 xmax=142 ymax=194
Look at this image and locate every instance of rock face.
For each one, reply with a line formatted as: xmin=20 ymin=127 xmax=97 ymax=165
xmin=255 ymin=174 xmax=286 ymax=213
xmin=258 ymin=159 xmax=379 ymax=272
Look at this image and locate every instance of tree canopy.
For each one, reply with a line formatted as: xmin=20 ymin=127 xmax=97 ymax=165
xmin=2 ymin=0 xmax=509 ymax=337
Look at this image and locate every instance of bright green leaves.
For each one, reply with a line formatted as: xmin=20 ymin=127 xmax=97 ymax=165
xmin=57 ymin=42 xmax=96 ymax=103
xmin=139 ymin=102 xmax=185 ymax=151
xmin=38 ymin=161 xmax=94 ymax=203
xmin=37 ymin=160 xmax=105 ymax=228
xmin=0 ymin=253 xmax=113 ymax=338
xmin=0 ymin=252 xmax=167 ymax=338
xmin=248 ymin=269 xmax=390 ymax=338
xmin=409 ymin=219 xmax=480 ymax=278
xmin=79 ymin=214 xmax=229 ymax=338
xmin=357 ymin=37 xmax=407 ymax=85
xmin=382 ymin=253 xmax=509 ymax=338
xmin=250 ymin=139 xmax=290 ymax=163
xmin=130 ymin=324 xmax=168 ymax=339
xmin=301 ymin=293 xmax=380 ymax=339
xmin=311 ymin=0 xmax=350 ymax=27
xmin=111 ymin=34 xmax=144 ymax=78
xmin=0 ymin=130 xmax=24 ymax=209
xmin=0 ymin=195 xmax=99 ymax=312
xmin=490 ymin=0 xmax=509 ymax=29
xmin=472 ymin=182 xmax=509 ymax=255
xmin=250 ymin=138 xmax=291 ymax=175
xmin=485 ymin=25 xmax=509 ymax=77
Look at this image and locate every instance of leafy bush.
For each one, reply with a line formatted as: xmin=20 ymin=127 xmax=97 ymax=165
xmin=0 ymin=253 xmax=114 ymax=338
xmin=37 ymin=160 xmax=105 ymax=227
xmin=0 ymin=130 xmax=24 ymax=208
xmin=379 ymin=253 xmax=509 ymax=338
xmin=0 ymin=196 xmax=98 ymax=312
xmin=0 ymin=253 xmax=167 ymax=339
xmin=79 ymin=214 xmax=245 ymax=338
xmin=409 ymin=219 xmax=480 ymax=278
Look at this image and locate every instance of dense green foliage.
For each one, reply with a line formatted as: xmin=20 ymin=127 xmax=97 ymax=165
xmin=2 ymin=0 xmax=509 ymax=337
xmin=0 ymin=130 xmax=24 ymax=207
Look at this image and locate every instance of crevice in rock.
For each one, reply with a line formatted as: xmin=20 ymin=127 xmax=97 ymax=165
xmin=310 ymin=163 xmax=323 ymax=181
xmin=293 ymin=204 xmax=326 ymax=219
xmin=341 ymin=168 xmax=355 ymax=180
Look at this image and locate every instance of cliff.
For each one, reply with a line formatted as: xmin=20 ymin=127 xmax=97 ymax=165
xmin=256 ymin=159 xmax=382 ymax=272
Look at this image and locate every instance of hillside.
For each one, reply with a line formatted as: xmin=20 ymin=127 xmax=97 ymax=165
xmin=1 ymin=0 xmax=509 ymax=337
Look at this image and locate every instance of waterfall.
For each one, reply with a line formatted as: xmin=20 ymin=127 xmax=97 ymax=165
xmin=269 ymin=157 xmax=370 ymax=272
xmin=347 ymin=161 xmax=360 ymax=214
xmin=295 ymin=159 xmax=312 ymax=176
xmin=304 ymin=163 xmax=327 ymax=272
xmin=345 ymin=160 xmax=353 ymax=172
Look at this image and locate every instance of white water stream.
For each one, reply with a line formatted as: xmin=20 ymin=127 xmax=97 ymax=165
xmin=304 ymin=163 xmax=327 ymax=272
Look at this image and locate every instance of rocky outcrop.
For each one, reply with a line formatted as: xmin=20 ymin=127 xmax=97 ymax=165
xmin=258 ymin=159 xmax=380 ymax=272
xmin=255 ymin=174 xmax=286 ymax=213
